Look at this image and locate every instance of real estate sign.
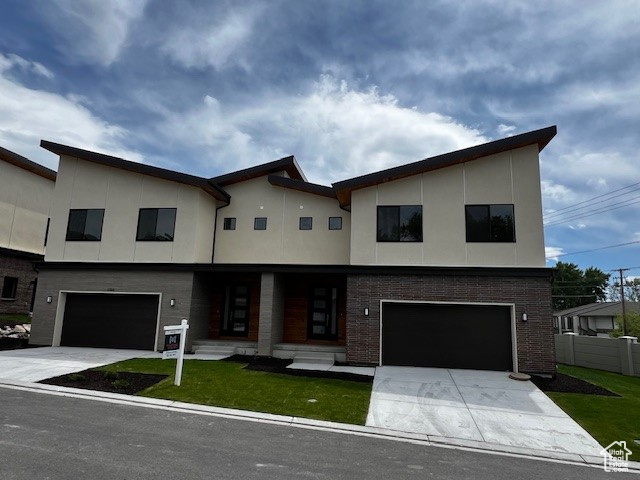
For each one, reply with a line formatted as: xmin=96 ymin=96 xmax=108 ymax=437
xmin=162 ymin=319 xmax=189 ymax=386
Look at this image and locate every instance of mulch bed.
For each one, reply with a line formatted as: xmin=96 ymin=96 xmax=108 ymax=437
xmin=531 ymin=373 xmax=619 ymax=396
xmin=223 ymin=354 xmax=373 ymax=383
xmin=0 ymin=338 xmax=35 ymax=351
xmin=40 ymin=370 xmax=168 ymax=395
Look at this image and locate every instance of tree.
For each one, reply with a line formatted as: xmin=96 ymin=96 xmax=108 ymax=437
xmin=608 ymin=277 xmax=640 ymax=302
xmin=552 ymin=262 xmax=610 ymax=311
xmin=610 ymin=312 xmax=640 ymax=338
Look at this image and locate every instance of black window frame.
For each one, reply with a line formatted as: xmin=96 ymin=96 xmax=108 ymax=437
xmin=254 ymin=217 xmax=267 ymax=230
xmin=465 ymin=204 xmax=516 ymax=243
xmin=328 ymin=217 xmax=342 ymax=230
xmin=299 ymin=217 xmax=313 ymax=230
xmin=136 ymin=208 xmax=177 ymax=242
xmin=1 ymin=276 xmax=18 ymax=299
xmin=44 ymin=217 xmax=50 ymax=246
xmin=223 ymin=217 xmax=236 ymax=230
xmin=65 ymin=209 xmax=105 ymax=241
xmin=376 ymin=205 xmax=423 ymax=242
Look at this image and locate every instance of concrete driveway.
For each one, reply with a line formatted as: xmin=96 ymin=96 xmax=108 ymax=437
xmin=0 ymin=347 xmax=160 ymax=383
xmin=366 ymin=366 xmax=603 ymax=456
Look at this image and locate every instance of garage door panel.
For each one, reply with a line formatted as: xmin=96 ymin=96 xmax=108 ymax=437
xmin=61 ymin=293 xmax=159 ymax=350
xmin=382 ymin=303 xmax=512 ymax=371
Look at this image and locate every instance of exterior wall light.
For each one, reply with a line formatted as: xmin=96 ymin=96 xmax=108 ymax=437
xmin=364 ymin=308 xmax=369 ymax=316
xmin=522 ymin=313 xmax=528 ymax=322
xmin=46 ymin=296 xmax=52 ymax=304
xmin=170 ymin=299 xmax=176 ymax=307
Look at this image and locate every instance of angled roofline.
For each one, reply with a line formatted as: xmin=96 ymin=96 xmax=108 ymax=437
xmin=267 ymin=174 xmax=336 ymax=199
xmin=0 ymin=145 xmax=56 ymax=182
xmin=209 ymin=155 xmax=306 ymax=186
xmin=554 ymin=301 xmax=639 ymax=317
xmin=332 ymin=125 xmax=557 ymax=207
xmin=40 ymin=140 xmax=230 ymax=202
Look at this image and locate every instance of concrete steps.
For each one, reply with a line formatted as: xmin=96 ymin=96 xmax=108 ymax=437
xmin=292 ymin=351 xmax=336 ymax=365
xmin=191 ymin=340 xmax=258 ymax=356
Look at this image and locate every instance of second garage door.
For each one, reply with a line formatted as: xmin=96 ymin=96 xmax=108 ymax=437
xmin=381 ymin=302 xmax=513 ymax=371
xmin=61 ymin=293 xmax=159 ymax=350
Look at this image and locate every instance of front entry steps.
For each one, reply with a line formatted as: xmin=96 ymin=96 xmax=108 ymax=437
xmin=191 ymin=340 xmax=257 ymax=356
xmin=272 ymin=343 xmax=346 ymax=363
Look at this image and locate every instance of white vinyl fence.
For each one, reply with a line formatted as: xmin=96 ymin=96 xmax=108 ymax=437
xmin=555 ymin=333 xmax=639 ymax=377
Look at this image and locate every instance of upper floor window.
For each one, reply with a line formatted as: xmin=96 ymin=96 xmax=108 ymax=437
xmin=299 ymin=217 xmax=312 ymax=230
xmin=66 ymin=209 xmax=105 ymax=241
xmin=465 ymin=204 xmax=515 ymax=242
xmin=329 ymin=217 xmax=342 ymax=230
xmin=1 ymin=276 xmax=18 ymax=299
xmin=136 ymin=208 xmax=176 ymax=241
xmin=377 ymin=206 xmax=423 ymax=242
xmin=223 ymin=217 xmax=236 ymax=230
xmin=254 ymin=217 xmax=267 ymax=230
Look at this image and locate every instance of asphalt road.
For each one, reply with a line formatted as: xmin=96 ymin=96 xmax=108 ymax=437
xmin=0 ymin=387 xmax=629 ymax=480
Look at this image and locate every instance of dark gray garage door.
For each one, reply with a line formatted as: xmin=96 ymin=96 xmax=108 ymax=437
xmin=61 ymin=293 xmax=159 ymax=350
xmin=381 ymin=302 xmax=513 ymax=371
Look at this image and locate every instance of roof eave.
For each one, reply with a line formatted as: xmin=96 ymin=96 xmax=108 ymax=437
xmin=0 ymin=145 xmax=57 ymax=181
xmin=333 ymin=125 xmax=557 ymax=207
xmin=40 ymin=140 xmax=229 ymax=201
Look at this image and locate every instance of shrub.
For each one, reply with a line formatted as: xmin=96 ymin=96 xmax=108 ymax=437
xmin=103 ymin=371 xmax=119 ymax=381
xmin=611 ymin=312 xmax=640 ymax=337
xmin=111 ymin=379 xmax=130 ymax=390
xmin=68 ymin=373 xmax=86 ymax=382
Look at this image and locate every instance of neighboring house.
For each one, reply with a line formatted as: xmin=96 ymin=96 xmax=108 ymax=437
xmin=30 ymin=126 xmax=557 ymax=374
xmin=554 ymin=302 xmax=640 ymax=337
xmin=0 ymin=146 xmax=56 ymax=315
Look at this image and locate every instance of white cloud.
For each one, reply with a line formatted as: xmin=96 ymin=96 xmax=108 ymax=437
xmin=545 ymin=246 xmax=565 ymax=262
xmin=38 ymin=0 xmax=148 ymax=66
xmin=497 ymin=124 xmax=516 ymax=136
xmin=160 ymin=6 xmax=262 ymax=69
xmin=158 ymin=76 xmax=488 ymax=183
xmin=0 ymin=53 xmax=54 ymax=79
xmin=0 ymin=59 xmax=140 ymax=169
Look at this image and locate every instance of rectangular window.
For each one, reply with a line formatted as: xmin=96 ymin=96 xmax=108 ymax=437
xmin=465 ymin=204 xmax=515 ymax=242
xmin=328 ymin=217 xmax=342 ymax=230
xmin=254 ymin=217 xmax=267 ymax=230
xmin=136 ymin=208 xmax=177 ymax=241
xmin=376 ymin=206 xmax=423 ymax=242
xmin=223 ymin=217 xmax=236 ymax=230
xmin=299 ymin=217 xmax=312 ymax=230
xmin=66 ymin=209 xmax=105 ymax=241
xmin=1 ymin=277 xmax=18 ymax=299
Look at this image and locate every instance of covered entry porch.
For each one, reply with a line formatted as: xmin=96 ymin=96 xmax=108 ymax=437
xmin=199 ymin=269 xmax=347 ymax=362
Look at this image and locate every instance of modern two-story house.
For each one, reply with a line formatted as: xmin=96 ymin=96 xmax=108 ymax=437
xmin=0 ymin=147 xmax=55 ymax=316
xmin=30 ymin=126 xmax=557 ymax=375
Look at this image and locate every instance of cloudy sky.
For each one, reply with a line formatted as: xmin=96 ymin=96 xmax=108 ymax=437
xmin=1 ymin=1 xmax=638 ymax=275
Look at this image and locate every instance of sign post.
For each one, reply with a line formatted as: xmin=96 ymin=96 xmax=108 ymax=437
xmin=163 ymin=319 xmax=189 ymax=386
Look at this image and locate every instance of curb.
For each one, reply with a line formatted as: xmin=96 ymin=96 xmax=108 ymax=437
xmin=1 ymin=379 xmax=639 ymax=472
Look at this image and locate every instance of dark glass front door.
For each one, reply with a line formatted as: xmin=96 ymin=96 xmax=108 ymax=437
xmin=308 ymin=287 xmax=338 ymax=340
xmin=220 ymin=285 xmax=250 ymax=336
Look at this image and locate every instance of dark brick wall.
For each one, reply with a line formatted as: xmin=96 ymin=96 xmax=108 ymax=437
xmin=346 ymin=273 xmax=555 ymax=374
xmin=0 ymin=253 xmax=38 ymax=315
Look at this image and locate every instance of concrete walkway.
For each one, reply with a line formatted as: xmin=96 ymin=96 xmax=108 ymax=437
xmin=366 ymin=366 xmax=604 ymax=457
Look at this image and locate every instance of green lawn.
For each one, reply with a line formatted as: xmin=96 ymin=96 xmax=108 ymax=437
xmin=99 ymin=358 xmax=372 ymax=425
xmin=0 ymin=313 xmax=31 ymax=326
xmin=548 ymin=365 xmax=640 ymax=461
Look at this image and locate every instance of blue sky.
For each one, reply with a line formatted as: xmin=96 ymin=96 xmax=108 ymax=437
xmin=0 ymin=1 xmax=638 ymax=276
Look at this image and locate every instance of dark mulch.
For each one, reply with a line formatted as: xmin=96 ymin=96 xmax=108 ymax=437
xmin=0 ymin=338 xmax=36 ymax=351
xmin=531 ymin=373 xmax=619 ymax=397
xmin=40 ymin=370 xmax=168 ymax=395
xmin=222 ymin=354 xmax=373 ymax=383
